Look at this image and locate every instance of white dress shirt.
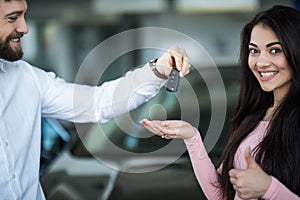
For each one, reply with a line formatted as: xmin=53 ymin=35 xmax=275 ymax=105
xmin=0 ymin=58 xmax=165 ymax=200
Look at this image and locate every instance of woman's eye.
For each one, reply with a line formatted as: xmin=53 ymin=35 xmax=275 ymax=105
xmin=270 ymin=48 xmax=282 ymax=54
xmin=249 ymin=48 xmax=258 ymax=54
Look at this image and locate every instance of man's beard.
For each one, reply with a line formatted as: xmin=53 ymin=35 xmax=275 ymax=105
xmin=0 ymin=33 xmax=24 ymax=62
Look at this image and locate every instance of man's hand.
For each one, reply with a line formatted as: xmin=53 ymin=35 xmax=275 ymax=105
xmin=229 ymin=147 xmax=272 ymax=199
xmin=156 ymin=45 xmax=191 ymax=78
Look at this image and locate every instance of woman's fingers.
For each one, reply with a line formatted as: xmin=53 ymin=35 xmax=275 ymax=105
xmin=140 ymin=119 xmax=196 ymax=139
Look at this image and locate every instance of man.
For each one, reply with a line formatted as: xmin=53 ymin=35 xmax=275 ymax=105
xmin=0 ymin=0 xmax=191 ymax=199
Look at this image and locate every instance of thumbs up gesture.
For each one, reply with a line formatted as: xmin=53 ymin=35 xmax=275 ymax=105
xmin=229 ymin=147 xmax=272 ymax=199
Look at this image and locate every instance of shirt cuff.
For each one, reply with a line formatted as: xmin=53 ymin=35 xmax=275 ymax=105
xmin=145 ymin=62 xmax=168 ymax=83
xmin=184 ymin=130 xmax=201 ymax=145
xmin=262 ymin=176 xmax=299 ymax=200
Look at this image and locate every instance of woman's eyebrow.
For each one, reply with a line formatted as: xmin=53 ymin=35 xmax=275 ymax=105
xmin=266 ymin=41 xmax=281 ymax=47
xmin=248 ymin=42 xmax=281 ymax=47
xmin=249 ymin=43 xmax=257 ymax=47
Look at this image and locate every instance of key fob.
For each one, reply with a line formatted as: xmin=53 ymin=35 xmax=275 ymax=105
xmin=166 ymin=68 xmax=180 ymax=92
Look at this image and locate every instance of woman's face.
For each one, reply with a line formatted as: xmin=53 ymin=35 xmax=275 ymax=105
xmin=248 ymin=24 xmax=292 ymax=97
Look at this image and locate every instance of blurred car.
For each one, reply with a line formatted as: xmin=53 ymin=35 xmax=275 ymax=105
xmin=40 ymin=65 xmax=240 ymax=200
xmin=40 ymin=117 xmax=71 ymax=177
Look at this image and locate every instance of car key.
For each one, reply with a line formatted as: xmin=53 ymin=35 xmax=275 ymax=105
xmin=166 ymin=68 xmax=180 ymax=92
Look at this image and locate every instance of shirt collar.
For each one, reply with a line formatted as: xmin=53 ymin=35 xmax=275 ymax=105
xmin=0 ymin=58 xmax=18 ymax=73
xmin=0 ymin=60 xmax=6 ymax=73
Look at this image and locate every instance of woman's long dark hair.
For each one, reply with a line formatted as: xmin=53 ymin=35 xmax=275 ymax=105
xmin=218 ymin=5 xmax=300 ymax=199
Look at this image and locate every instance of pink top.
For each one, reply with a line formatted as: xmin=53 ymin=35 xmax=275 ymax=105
xmin=184 ymin=121 xmax=300 ymax=200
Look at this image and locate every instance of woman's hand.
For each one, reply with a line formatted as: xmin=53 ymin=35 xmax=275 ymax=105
xmin=140 ymin=119 xmax=197 ymax=139
xmin=229 ymin=147 xmax=272 ymax=199
xmin=156 ymin=45 xmax=191 ymax=78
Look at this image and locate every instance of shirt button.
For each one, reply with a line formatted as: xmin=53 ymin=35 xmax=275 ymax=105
xmin=5 ymin=142 xmax=9 ymax=147
xmin=12 ymin=174 xmax=16 ymax=179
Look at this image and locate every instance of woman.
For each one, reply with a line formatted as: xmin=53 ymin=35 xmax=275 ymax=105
xmin=141 ymin=5 xmax=300 ymax=200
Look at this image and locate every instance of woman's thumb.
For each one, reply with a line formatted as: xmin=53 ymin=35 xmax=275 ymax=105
xmin=244 ymin=147 xmax=257 ymax=168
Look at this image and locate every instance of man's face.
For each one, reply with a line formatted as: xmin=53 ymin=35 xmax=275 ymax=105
xmin=0 ymin=0 xmax=28 ymax=61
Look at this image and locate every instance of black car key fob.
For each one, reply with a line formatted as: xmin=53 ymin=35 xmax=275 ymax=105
xmin=166 ymin=68 xmax=180 ymax=92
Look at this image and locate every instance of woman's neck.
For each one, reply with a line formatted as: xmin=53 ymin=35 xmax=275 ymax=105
xmin=264 ymin=88 xmax=288 ymax=121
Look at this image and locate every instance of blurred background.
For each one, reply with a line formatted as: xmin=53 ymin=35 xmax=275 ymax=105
xmin=24 ymin=0 xmax=293 ymax=82
xmin=26 ymin=0 xmax=297 ymax=199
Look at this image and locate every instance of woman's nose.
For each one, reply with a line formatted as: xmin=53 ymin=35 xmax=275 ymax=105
xmin=255 ymin=53 xmax=271 ymax=68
